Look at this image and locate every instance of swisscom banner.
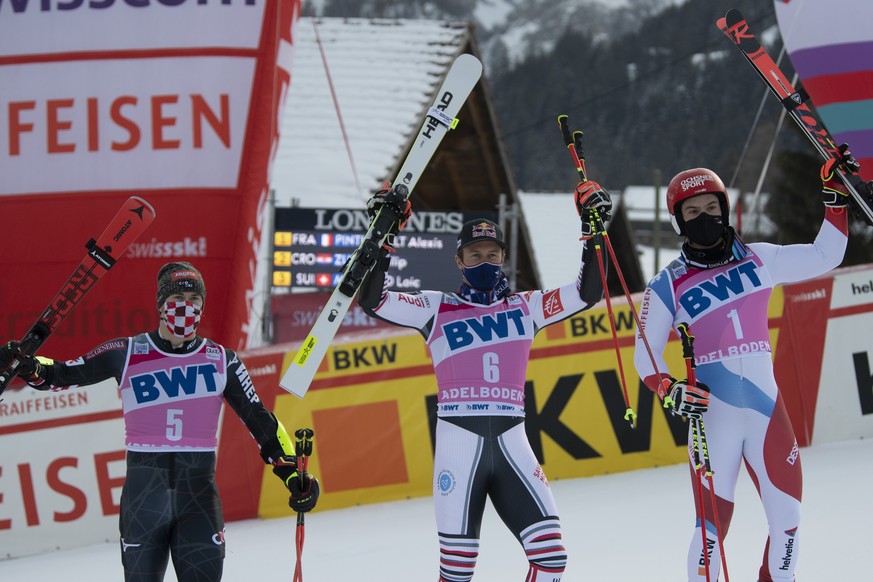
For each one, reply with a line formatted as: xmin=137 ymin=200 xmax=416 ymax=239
xmin=0 ymin=0 xmax=299 ymax=364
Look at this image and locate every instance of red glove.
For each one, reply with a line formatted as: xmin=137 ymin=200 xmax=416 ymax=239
xmin=821 ymin=143 xmax=858 ymax=208
xmin=574 ymin=181 xmax=612 ymax=238
xmin=666 ymin=378 xmax=710 ymax=419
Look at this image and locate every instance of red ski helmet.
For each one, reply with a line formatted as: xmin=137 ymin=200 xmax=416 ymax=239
xmin=666 ymin=168 xmax=730 ymax=235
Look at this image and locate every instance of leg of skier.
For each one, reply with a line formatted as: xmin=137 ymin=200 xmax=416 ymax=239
xmin=738 ymin=359 xmax=802 ymax=582
xmin=120 ymin=452 xmax=174 ymax=582
xmin=489 ymin=421 xmax=567 ymax=581
xmin=434 ymin=418 xmax=487 ymax=582
xmin=169 ymin=453 xmax=225 ymax=582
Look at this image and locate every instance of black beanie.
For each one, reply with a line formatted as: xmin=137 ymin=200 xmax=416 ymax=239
xmin=156 ymin=262 xmax=206 ymax=307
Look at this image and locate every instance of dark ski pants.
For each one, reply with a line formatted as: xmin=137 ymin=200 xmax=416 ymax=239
xmin=119 ymin=451 xmax=225 ymax=582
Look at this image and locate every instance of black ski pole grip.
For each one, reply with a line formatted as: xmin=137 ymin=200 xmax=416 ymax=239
xmin=558 ymin=114 xmax=573 ymax=147
xmin=677 ymin=322 xmax=696 ymax=367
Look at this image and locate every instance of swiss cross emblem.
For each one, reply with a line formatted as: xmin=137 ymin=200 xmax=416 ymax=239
xmin=542 ymin=289 xmax=564 ymax=318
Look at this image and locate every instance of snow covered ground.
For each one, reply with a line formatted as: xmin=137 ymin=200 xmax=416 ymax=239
xmin=1 ymin=437 xmax=869 ymax=581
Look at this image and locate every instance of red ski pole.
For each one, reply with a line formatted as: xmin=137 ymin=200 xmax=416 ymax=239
xmin=557 ymin=113 xmax=707 ymax=425
xmin=677 ymin=323 xmax=729 ymax=582
xmin=293 ymin=428 xmax=314 ymax=582
xmin=560 ymin=118 xmax=673 ymax=405
xmin=557 ymin=115 xmax=637 ymax=427
xmin=557 ymin=116 xmax=675 ymax=403
xmin=591 ymin=214 xmax=637 ymax=428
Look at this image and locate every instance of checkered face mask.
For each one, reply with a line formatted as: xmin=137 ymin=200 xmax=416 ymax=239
xmin=162 ymin=300 xmax=203 ymax=339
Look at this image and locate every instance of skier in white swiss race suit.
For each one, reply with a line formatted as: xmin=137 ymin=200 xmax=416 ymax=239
xmin=0 ymin=262 xmax=319 ymax=582
xmin=357 ymin=182 xmax=611 ymax=582
xmin=633 ymin=148 xmax=868 ymax=582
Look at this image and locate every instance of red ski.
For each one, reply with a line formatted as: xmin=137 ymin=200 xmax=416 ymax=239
xmin=0 ymin=196 xmax=156 ymax=396
xmin=717 ymin=8 xmax=873 ymax=225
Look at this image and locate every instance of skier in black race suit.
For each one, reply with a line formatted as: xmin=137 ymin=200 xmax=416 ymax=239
xmin=0 ymin=262 xmax=319 ymax=582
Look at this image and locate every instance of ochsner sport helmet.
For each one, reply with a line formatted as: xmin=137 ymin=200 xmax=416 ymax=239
xmin=666 ymin=168 xmax=730 ymax=235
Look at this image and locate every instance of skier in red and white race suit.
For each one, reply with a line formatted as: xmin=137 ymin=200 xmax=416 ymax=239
xmin=633 ymin=150 xmax=866 ymax=582
xmin=0 ymin=262 xmax=319 ymax=582
xmin=357 ymin=182 xmax=611 ymax=582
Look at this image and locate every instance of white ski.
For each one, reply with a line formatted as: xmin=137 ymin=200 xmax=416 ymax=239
xmin=279 ymin=53 xmax=483 ymax=398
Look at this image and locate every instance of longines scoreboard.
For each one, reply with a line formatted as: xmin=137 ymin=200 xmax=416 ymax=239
xmin=272 ymin=208 xmax=496 ymax=292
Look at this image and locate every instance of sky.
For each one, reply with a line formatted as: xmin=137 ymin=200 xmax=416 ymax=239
xmin=1 ymin=436 xmax=869 ymax=581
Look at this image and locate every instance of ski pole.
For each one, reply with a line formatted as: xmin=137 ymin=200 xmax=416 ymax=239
xmin=557 ymin=115 xmax=674 ymax=409
xmin=695 ymin=419 xmax=729 ymax=582
xmin=293 ymin=428 xmax=315 ymax=582
xmin=559 ymin=113 xmax=689 ymax=426
xmin=588 ymin=209 xmax=636 ymax=428
xmin=689 ymin=417 xmax=712 ymax=582
xmin=677 ymin=323 xmax=729 ymax=582
xmin=679 ymin=323 xmax=712 ymax=580
xmin=557 ymin=116 xmax=635 ymax=426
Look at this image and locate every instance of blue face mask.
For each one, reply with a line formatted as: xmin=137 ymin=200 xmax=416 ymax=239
xmin=462 ymin=261 xmax=503 ymax=291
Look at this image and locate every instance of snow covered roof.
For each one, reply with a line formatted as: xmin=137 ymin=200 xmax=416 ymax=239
xmin=272 ymin=18 xmax=470 ymax=209
xmin=517 ymin=191 xmax=587 ymax=289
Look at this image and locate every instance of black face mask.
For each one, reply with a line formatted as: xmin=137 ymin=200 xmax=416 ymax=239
xmin=684 ymin=212 xmax=725 ymax=247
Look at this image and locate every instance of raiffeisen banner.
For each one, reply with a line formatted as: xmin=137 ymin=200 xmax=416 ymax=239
xmin=775 ymin=0 xmax=873 ymax=181
xmin=0 ymin=0 xmax=299 ymax=361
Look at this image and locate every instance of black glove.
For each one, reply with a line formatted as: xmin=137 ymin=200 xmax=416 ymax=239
xmin=0 ymin=340 xmax=42 ymax=379
xmin=366 ymin=186 xmax=412 ymax=233
xmin=358 ymin=247 xmax=391 ymax=311
xmin=273 ymin=456 xmax=320 ymax=513
xmin=666 ymin=378 xmax=710 ymax=419
xmin=820 ymin=143 xmax=859 ymax=208
xmin=0 ymin=341 xmax=18 ymax=370
xmin=575 ymin=181 xmax=612 ymax=238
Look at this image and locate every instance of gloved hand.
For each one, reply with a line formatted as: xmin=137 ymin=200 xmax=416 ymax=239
xmin=575 ymin=181 xmax=612 ymax=238
xmin=0 ymin=340 xmax=41 ymax=379
xmin=666 ymin=378 xmax=710 ymax=419
xmin=358 ymin=246 xmax=391 ymax=311
xmin=273 ymin=456 xmax=320 ymax=513
xmin=821 ymin=143 xmax=859 ymax=208
xmin=366 ymin=186 xmax=412 ymax=233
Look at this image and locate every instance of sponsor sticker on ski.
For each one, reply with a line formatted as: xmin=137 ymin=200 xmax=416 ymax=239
xmin=295 ymin=335 xmax=318 ymax=367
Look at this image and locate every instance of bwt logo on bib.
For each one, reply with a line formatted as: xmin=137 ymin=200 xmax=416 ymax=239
xmin=131 ymin=364 xmax=219 ymax=403
xmin=443 ymin=309 xmax=525 ymax=350
xmin=679 ymin=261 xmax=762 ymax=317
